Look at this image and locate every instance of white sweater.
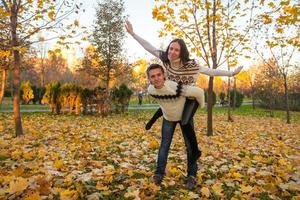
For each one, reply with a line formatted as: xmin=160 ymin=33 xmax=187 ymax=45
xmin=132 ymin=33 xmax=234 ymax=85
xmin=148 ymin=80 xmax=205 ymax=121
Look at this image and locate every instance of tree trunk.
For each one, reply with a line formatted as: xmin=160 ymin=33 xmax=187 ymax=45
xmin=227 ymin=77 xmax=234 ymax=122
xmin=283 ymin=75 xmax=291 ymax=124
xmin=251 ymin=88 xmax=255 ymax=110
xmin=41 ymin=59 xmax=45 ymax=87
xmin=233 ymin=77 xmax=236 ymax=110
xmin=207 ymin=0 xmax=217 ymax=136
xmin=10 ymin=2 xmax=23 ymax=136
xmin=207 ymin=76 xmax=214 ymax=136
xmin=0 ymin=69 xmax=8 ymax=105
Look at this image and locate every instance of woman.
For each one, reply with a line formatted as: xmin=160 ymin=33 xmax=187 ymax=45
xmin=125 ymin=20 xmax=243 ymax=129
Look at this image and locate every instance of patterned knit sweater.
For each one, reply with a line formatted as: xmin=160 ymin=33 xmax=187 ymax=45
xmin=148 ymin=80 xmax=205 ymax=121
xmin=132 ymin=33 xmax=234 ymax=85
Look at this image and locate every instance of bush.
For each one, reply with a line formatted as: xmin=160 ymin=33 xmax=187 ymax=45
xmin=230 ymin=90 xmax=244 ymax=108
xmin=60 ymin=83 xmax=83 ymax=114
xmin=31 ymin=86 xmax=46 ymax=104
xmin=42 ymin=82 xmax=61 ymax=114
xmin=219 ymin=92 xmax=227 ymax=106
xmin=94 ymin=86 xmax=110 ymax=116
xmin=20 ymin=81 xmax=34 ymax=104
xmin=80 ymin=88 xmax=95 ymax=114
xmin=111 ymin=84 xmax=133 ymax=113
xmin=4 ymin=90 xmax=11 ymax=97
xmin=219 ymin=92 xmax=225 ymax=101
xmin=257 ymin=92 xmax=300 ymax=111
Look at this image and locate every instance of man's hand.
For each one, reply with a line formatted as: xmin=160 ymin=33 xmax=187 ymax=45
xmin=125 ymin=20 xmax=134 ymax=35
xmin=232 ymin=66 xmax=243 ymax=76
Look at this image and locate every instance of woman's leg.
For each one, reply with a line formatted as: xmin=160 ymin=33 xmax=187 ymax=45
xmin=145 ymin=108 xmax=163 ymax=130
xmin=181 ymin=99 xmax=199 ymax=125
xmin=180 ymin=121 xmax=201 ymax=177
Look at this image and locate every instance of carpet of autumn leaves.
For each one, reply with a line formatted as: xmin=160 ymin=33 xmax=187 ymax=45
xmin=0 ymin=112 xmax=300 ymax=200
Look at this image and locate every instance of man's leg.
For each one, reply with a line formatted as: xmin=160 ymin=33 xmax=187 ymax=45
xmin=154 ymin=118 xmax=177 ymax=183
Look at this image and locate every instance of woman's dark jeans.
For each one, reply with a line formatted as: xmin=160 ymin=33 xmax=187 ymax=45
xmin=155 ymin=118 xmax=199 ymax=177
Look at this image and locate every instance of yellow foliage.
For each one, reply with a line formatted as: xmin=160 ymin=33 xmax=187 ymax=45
xmin=11 ymin=149 xmax=23 ymax=160
xmin=59 ymin=188 xmax=78 ymax=200
xmin=240 ymin=184 xmax=253 ymax=193
xmin=149 ymin=140 xmax=159 ymax=150
xmin=212 ymin=182 xmax=223 ymax=196
xmin=11 ymin=167 xmax=25 ymax=177
xmin=48 ymin=11 xmax=55 ymax=21
xmin=23 ymin=151 xmax=35 ymax=160
xmin=262 ymin=15 xmax=272 ymax=24
xmin=74 ymin=20 xmax=79 ymax=27
xmin=9 ymin=177 xmax=28 ymax=194
xmin=96 ymin=182 xmax=109 ymax=191
xmin=201 ymin=187 xmax=210 ymax=197
xmin=53 ymin=159 xmax=64 ymax=170
xmin=23 ymin=191 xmax=41 ymax=200
xmin=276 ymin=28 xmax=284 ymax=33
xmin=0 ymin=113 xmax=299 ymax=199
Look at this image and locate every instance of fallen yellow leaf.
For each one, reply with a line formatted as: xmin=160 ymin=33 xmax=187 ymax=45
xmin=240 ymin=184 xmax=253 ymax=193
xmin=9 ymin=177 xmax=28 ymax=194
xmin=201 ymin=187 xmax=210 ymax=197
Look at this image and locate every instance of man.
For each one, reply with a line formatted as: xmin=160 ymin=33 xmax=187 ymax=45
xmin=146 ymin=63 xmax=205 ymax=190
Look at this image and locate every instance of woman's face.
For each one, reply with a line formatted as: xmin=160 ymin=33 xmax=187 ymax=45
xmin=168 ymin=42 xmax=181 ymax=61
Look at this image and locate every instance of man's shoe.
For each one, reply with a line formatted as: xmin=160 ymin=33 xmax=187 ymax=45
xmin=150 ymin=174 xmax=163 ymax=185
xmin=186 ymin=176 xmax=197 ymax=190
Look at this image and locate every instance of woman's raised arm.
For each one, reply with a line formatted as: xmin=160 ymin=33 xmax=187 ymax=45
xmin=125 ymin=20 xmax=161 ymax=58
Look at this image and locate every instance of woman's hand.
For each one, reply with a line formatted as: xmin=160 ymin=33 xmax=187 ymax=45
xmin=125 ymin=20 xmax=134 ymax=35
xmin=232 ymin=66 xmax=243 ymax=76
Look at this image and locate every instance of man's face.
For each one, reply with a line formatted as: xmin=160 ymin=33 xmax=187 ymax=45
xmin=148 ymin=68 xmax=165 ymax=89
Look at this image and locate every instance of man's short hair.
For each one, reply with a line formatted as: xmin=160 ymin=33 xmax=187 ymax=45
xmin=146 ymin=64 xmax=165 ymax=77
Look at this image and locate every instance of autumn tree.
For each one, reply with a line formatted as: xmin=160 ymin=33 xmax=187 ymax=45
xmin=0 ymin=50 xmax=10 ymax=105
xmin=36 ymin=42 xmax=48 ymax=87
xmin=92 ymin=0 xmax=127 ymax=90
xmin=254 ymin=61 xmax=283 ymax=117
xmin=152 ymin=0 xmax=262 ymax=135
xmin=0 ymin=14 xmax=10 ymax=105
xmin=76 ymin=46 xmax=100 ymax=78
xmin=0 ymin=0 xmax=83 ymax=136
xmin=236 ymin=65 xmax=258 ymax=109
xmin=110 ymin=59 xmax=133 ymax=88
xmin=44 ymin=52 xmax=69 ymax=84
xmin=130 ymin=59 xmax=149 ymax=91
xmin=254 ymin=0 xmax=299 ymax=123
xmin=213 ymin=76 xmax=226 ymax=95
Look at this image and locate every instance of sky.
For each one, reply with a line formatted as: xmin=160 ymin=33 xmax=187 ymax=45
xmin=50 ymin=0 xmax=298 ymax=71
xmin=58 ymin=0 xmax=167 ymax=65
xmin=57 ymin=0 xmax=255 ymax=70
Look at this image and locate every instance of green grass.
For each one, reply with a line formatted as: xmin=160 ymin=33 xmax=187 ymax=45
xmin=0 ymin=103 xmax=49 ymax=111
xmin=202 ymin=104 xmax=300 ymax=121
xmin=129 ymin=95 xmax=156 ymax=105
xmin=2 ymin=96 xmax=299 ymax=122
xmin=128 ymin=104 xmax=300 ymax=122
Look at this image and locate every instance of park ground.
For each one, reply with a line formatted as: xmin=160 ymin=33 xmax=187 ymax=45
xmin=0 ymin=107 xmax=300 ymax=199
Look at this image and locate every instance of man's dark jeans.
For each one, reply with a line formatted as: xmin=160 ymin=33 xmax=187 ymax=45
xmin=155 ymin=118 xmax=199 ymax=177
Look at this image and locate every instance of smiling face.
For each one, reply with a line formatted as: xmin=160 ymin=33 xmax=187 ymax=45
xmin=148 ymin=68 xmax=165 ymax=89
xmin=167 ymin=42 xmax=181 ymax=61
